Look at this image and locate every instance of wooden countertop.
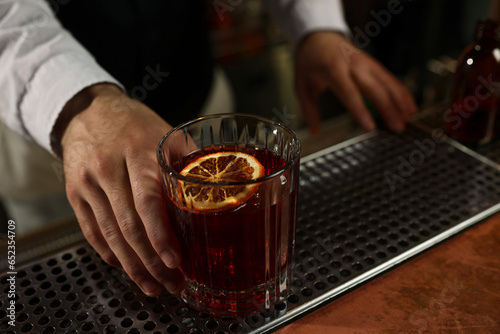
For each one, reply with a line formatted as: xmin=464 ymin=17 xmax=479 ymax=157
xmin=275 ymin=212 xmax=500 ymax=334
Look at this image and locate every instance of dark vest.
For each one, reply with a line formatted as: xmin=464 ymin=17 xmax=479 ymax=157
xmin=55 ymin=0 xmax=214 ymax=127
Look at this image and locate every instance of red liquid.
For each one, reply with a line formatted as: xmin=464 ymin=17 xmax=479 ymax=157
xmin=446 ymin=98 xmax=497 ymax=144
xmin=164 ymin=146 xmax=298 ymax=317
xmin=446 ymin=20 xmax=500 ymax=144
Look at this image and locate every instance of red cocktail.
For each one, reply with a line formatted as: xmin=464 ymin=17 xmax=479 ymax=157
xmin=157 ymin=115 xmax=300 ymax=317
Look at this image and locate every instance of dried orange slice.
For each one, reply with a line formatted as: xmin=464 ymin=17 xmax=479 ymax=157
xmin=179 ymin=152 xmax=264 ymax=211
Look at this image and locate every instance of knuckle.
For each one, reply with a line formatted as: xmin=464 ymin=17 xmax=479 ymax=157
xmin=77 ymin=218 xmax=100 ymax=244
xmin=123 ymin=262 xmax=146 ymax=282
xmin=93 ymin=156 xmax=112 ymax=178
xmin=100 ymin=251 xmax=119 ymax=267
xmin=78 ymin=223 xmax=120 ymax=267
xmin=148 ymin=229 xmax=166 ymax=252
xmin=100 ymin=224 xmax=121 ymax=246
xmin=69 ymin=166 xmax=94 ymax=189
xmin=81 ymin=226 xmax=100 ymax=247
xmin=134 ymin=192 xmax=160 ymax=217
xmin=143 ymin=257 xmax=165 ymax=276
xmin=119 ymin=216 xmax=143 ymax=242
xmin=65 ymin=183 xmax=79 ymax=204
xmin=133 ymin=192 xmax=149 ymax=213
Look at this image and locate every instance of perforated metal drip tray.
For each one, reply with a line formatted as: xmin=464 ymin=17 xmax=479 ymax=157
xmin=415 ymin=105 xmax=500 ymax=166
xmin=3 ymin=125 xmax=500 ymax=334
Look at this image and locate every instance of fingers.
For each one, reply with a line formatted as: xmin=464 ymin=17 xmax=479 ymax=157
xmin=296 ymin=80 xmax=322 ymax=135
xmin=294 ymin=31 xmax=417 ymax=133
xmin=345 ymin=56 xmax=417 ymax=133
xmin=66 ymin=158 xmax=184 ymax=297
xmin=326 ymin=67 xmax=376 ymax=132
xmin=375 ymin=66 xmax=418 ymax=119
xmin=352 ymin=55 xmax=417 ymax=132
xmin=350 ymin=66 xmax=405 ymax=132
xmin=96 ymin=156 xmax=184 ymax=295
xmin=73 ymin=200 xmax=121 ymax=268
xmin=126 ymin=153 xmax=181 ymax=270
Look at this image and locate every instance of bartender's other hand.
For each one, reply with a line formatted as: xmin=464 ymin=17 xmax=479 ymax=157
xmin=295 ymin=31 xmax=417 ymax=134
xmin=56 ymin=83 xmax=184 ymax=297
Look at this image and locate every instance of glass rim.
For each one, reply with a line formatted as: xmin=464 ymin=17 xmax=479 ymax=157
xmin=157 ymin=113 xmax=301 ymax=186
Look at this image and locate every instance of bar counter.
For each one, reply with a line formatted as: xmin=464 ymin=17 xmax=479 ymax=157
xmin=276 ymin=210 xmax=500 ymax=334
xmin=2 ymin=113 xmax=500 ymax=333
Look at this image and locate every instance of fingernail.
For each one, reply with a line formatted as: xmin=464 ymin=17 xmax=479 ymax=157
xmin=391 ymin=121 xmax=404 ymax=133
xmin=162 ymin=251 xmax=178 ymax=268
xmin=165 ymin=279 xmax=184 ymax=295
xmin=140 ymin=279 xmax=160 ymax=296
xmin=362 ymin=118 xmax=376 ymax=131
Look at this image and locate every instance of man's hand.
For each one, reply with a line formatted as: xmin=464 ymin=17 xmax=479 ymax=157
xmin=55 ymin=84 xmax=183 ymax=296
xmin=295 ymin=31 xmax=417 ymax=134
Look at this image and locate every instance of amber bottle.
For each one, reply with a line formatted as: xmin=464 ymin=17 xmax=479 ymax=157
xmin=447 ymin=19 xmax=500 ymax=144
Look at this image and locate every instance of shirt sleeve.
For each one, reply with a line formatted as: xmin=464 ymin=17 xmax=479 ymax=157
xmin=0 ymin=0 xmax=123 ymax=154
xmin=262 ymin=0 xmax=350 ymax=47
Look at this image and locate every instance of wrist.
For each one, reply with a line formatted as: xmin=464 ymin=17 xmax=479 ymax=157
xmin=296 ymin=30 xmax=347 ymax=54
xmin=50 ymin=83 xmax=122 ymax=157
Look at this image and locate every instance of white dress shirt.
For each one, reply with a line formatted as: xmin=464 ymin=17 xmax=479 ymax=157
xmin=0 ymin=0 xmax=349 ymax=155
xmin=263 ymin=0 xmax=349 ymax=46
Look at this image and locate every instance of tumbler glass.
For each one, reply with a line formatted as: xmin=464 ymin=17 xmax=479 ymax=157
xmin=157 ymin=114 xmax=300 ymax=318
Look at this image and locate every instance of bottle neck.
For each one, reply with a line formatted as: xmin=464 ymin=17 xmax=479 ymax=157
xmin=474 ymin=19 xmax=500 ymax=44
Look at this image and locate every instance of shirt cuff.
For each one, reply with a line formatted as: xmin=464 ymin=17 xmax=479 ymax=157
xmin=266 ymin=0 xmax=350 ymax=47
xmin=20 ymin=52 xmax=123 ymax=155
